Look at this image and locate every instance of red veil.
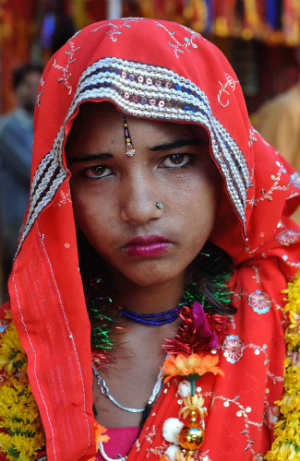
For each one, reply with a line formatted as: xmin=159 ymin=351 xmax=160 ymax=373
xmin=6 ymin=19 xmax=300 ymax=461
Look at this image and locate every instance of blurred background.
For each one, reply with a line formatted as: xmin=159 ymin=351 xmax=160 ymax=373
xmin=0 ymin=0 xmax=300 ymax=301
xmin=1 ymin=0 xmax=300 ymax=114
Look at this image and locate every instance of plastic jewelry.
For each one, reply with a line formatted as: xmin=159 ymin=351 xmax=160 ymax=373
xmin=123 ymin=115 xmax=135 ymax=157
xmin=156 ymin=201 xmax=163 ymax=209
xmin=119 ymin=304 xmax=181 ymax=325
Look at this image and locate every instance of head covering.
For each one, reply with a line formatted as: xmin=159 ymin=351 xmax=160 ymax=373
xmin=8 ymin=19 xmax=300 ymax=461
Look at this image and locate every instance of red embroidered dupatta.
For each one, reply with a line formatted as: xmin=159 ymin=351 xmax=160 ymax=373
xmin=7 ymin=18 xmax=300 ymax=461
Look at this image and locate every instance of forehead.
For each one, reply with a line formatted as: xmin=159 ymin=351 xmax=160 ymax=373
xmin=67 ymin=101 xmax=209 ymax=152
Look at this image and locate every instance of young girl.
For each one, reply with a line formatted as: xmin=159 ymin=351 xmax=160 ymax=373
xmin=1 ymin=18 xmax=300 ymax=461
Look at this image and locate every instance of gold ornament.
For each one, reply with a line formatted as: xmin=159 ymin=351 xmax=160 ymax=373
xmin=179 ymin=422 xmax=204 ymax=451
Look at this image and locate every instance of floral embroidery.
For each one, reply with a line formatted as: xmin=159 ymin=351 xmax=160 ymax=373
xmin=248 ymin=127 xmax=257 ymax=146
xmin=217 ymin=72 xmax=239 ymax=108
xmin=263 ymin=403 xmax=279 ymax=429
xmin=290 ymin=172 xmax=300 ymax=189
xmin=52 ymin=40 xmax=80 ymax=95
xmin=53 ymin=189 xmax=72 ymax=208
xmin=275 ymin=228 xmax=300 ymax=246
xmin=155 ymin=22 xmax=202 ymax=58
xmin=36 ymin=77 xmax=45 ymax=108
xmin=247 ymin=162 xmax=289 ymax=207
xmin=91 ymin=18 xmax=141 ymax=41
xmin=222 ymin=335 xmax=244 ymax=363
xmin=248 ymin=290 xmax=272 ymax=314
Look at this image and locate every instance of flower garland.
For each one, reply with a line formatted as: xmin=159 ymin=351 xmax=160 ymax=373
xmin=265 ymin=270 xmax=300 ymax=461
xmin=158 ymin=301 xmax=225 ymax=461
xmin=0 ymin=311 xmax=109 ymax=461
xmin=0 ymin=311 xmax=45 ymax=461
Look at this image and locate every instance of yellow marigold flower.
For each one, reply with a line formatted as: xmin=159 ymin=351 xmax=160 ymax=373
xmin=162 ymin=353 xmax=224 ymax=382
xmin=265 ymin=271 xmax=300 ymax=460
xmin=0 ymin=322 xmax=27 ymax=375
xmin=0 ymin=319 xmax=46 ymax=461
xmin=279 ymin=393 xmax=300 ymax=414
xmin=179 ymin=394 xmax=207 ymax=419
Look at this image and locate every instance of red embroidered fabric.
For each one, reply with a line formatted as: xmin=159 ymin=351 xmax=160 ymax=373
xmin=5 ymin=18 xmax=300 ymax=461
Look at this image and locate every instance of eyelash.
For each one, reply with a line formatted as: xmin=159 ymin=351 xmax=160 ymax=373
xmin=81 ymin=154 xmax=195 ymax=180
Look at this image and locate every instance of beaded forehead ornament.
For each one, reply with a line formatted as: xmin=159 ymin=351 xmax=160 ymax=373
xmin=123 ymin=115 xmax=135 ymax=157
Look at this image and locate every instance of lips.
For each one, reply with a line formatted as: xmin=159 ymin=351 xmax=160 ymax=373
xmin=123 ymin=235 xmax=173 ymax=258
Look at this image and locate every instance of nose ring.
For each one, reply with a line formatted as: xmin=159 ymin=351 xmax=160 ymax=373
xmin=156 ymin=201 xmax=163 ymax=209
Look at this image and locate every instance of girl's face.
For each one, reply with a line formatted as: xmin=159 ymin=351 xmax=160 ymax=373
xmin=67 ymin=102 xmax=221 ymax=288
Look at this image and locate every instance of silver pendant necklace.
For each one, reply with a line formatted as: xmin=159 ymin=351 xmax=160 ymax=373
xmin=92 ymin=363 xmax=165 ymax=413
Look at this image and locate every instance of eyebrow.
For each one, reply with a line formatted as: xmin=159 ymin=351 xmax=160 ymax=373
xmin=67 ymin=138 xmax=207 ymax=164
xmin=149 ymin=138 xmax=207 ymax=152
xmin=68 ymin=153 xmax=113 ymax=164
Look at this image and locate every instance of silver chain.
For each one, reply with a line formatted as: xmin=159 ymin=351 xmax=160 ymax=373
xmin=92 ymin=362 xmax=165 ymax=413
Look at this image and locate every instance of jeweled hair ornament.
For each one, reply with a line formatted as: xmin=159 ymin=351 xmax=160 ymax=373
xmin=123 ymin=114 xmax=135 ymax=157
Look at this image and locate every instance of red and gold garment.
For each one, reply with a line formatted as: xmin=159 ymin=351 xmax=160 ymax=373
xmin=2 ymin=18 xmax=300 ymax=461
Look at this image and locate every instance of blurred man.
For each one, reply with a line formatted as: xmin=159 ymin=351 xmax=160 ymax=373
xmin=0 ymin=63 xmax=43 ymax=295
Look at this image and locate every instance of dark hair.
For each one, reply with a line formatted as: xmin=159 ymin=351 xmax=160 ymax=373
xmin=77 ymin=233 xmax=236 ymax=316
xmin=13 ymin=63 xmax=43 ymax=89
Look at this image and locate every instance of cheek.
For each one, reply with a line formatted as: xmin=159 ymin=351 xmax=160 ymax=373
xmin=171 ymin=173 xmax=219 ymax=228
xmin=71 ymin=189 xmax=116 ymax=244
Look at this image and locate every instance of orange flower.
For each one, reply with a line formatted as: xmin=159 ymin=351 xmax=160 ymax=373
xmin=94 ymin=419 xmax=110 ymax=444
xmin=162 ymin=353 xmax=224 ymax=382
xmin=89 ymin=419 xmax=110 ymax=460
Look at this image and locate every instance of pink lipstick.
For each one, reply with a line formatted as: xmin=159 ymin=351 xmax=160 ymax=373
xmin=123 ymin=235 xmax=172 ymax=258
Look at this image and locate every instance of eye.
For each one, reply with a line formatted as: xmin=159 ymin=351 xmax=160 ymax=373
xmin=83 ymin=165 xmax=113 ymax=179
xmin=160 ymin=154 xmax=192 ymax=168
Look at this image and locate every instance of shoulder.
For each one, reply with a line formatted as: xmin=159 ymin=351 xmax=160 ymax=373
xmin=0 ymin=111 xmax=17 ymax=130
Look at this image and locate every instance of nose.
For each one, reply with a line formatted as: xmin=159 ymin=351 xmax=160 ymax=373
xmin=119 ymin=171 xmax=162 ymax=225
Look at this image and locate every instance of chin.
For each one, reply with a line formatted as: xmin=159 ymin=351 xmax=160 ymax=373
xmin=125 ymin=268 xmax=180 ymax=288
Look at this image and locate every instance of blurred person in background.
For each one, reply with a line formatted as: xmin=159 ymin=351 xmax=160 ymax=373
xmin=0 ymin=63 xmax=43 ymax=297
xmin=254 ymin=47 xmax=300 ymax=222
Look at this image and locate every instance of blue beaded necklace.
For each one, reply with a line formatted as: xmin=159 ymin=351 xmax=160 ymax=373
xmin=119 ymin=304 xmax=184 ymax=326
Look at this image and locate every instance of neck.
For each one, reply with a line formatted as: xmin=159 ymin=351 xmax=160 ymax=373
xmin=107 ymin=270 xmax=186 ymax=314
